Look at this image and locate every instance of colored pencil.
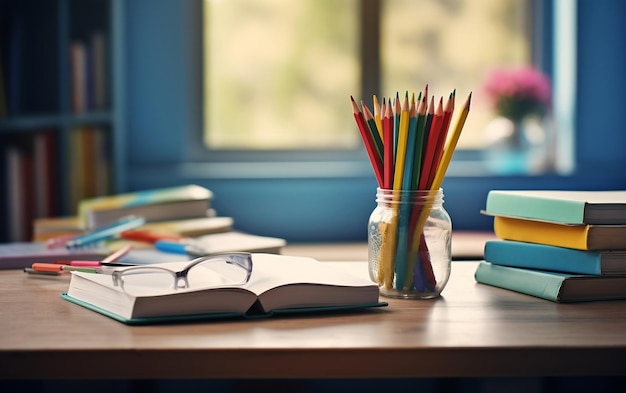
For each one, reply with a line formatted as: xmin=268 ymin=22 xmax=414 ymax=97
xmin=373 ymin=95 xmax=383 ymax=140
xmin=350 ymin=87 xmax=471 ymax=293
xmin=361 ymin=100 xmax=384 ymax=165
xmin=427 ymin=91 xmax=455 ymax=188
xmin=431 ymin=92 xmax=472 ymax=190
xmin=351 ymin=96 xmax=383 ymax=186
xmin=382 ymin=99 xmax=395 ymax=189
xmin=392 ymin=93 xmax=410 ymax=190
xmin=418 ymin=96 xmax=443 ymax=190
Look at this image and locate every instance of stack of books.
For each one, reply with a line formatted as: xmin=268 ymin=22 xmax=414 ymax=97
xmin=475 ymin=190 xmax=626 ymax=302
xmin=11 ymin=184 xmax=286 ymax=270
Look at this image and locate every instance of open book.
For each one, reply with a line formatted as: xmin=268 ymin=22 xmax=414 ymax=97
xmin=63 ymin=254 xmax=385 ymax=324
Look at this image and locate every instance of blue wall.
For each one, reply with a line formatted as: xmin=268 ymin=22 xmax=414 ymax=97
xmin=122 ymin=0 xmax=626 ymax=243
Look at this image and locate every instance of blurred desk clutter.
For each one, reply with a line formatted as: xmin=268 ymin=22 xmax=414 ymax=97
xmin=476 ymin=189 xmax=626 ymax=302
xmin=1 ymin=184 xmax=286 ymax=272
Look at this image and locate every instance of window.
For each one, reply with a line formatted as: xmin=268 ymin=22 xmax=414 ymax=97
xmin=201 ymin=0 xmax=562 ymax=168
xmin=203 ymin=0 xmax=360 ymax=150
xmin=125 ymin=1 xmax=626 ymax=242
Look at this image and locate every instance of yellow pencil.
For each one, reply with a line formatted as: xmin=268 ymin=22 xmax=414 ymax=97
xmin=392 ymin=93 xmax=410 ymax=190
xmin=431 ymin=92 xmax=472 ymax=190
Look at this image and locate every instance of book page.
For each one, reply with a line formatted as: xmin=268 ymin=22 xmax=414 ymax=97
xmin=242 ymin=254 xmax=379 ymax=311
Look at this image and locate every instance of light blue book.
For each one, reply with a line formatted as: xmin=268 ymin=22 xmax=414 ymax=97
xmin=483 ymin=190 xmax=626 ymax=225
xmin=484 ymin=240 xmax=626 ymax=275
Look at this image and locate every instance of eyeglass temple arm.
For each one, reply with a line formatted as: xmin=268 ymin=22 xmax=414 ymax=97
xmin=179 ymin=252 xmax=252 ymax=275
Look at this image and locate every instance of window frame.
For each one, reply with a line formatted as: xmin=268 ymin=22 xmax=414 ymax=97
xmin=189 ymin=0 xmax=563 ymax=180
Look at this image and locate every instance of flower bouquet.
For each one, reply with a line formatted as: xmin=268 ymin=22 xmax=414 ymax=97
xmin=482 ymin=66 xmax=551 ymax=122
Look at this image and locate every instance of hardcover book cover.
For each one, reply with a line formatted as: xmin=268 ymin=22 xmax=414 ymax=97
xmin=475 ymin=261 xmax=626 ymax=303
xmin=484 ymin=240 xmax=626 ymax=275
xmin=78 ymin=184 xmax=213 ymax=228
xmin=483 ymin=190 xmax=626 ymax=225
xmin=492 ymin=215 xmax=626 ymax=250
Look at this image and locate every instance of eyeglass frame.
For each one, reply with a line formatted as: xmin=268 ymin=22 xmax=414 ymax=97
xmin=111 ymin=252 xmax=253 ymax=290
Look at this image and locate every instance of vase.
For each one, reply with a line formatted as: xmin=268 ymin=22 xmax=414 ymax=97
xmin=483 ymin=115 xmax=550 ymax=174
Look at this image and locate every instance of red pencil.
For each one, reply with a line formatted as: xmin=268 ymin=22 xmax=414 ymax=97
xmin=382 ymin=98 xmax=395 ymax=189
xmin=427 ymin=90 xmax=455 ymax=189
xmin=418 ymin=96 xmax=443 ymax=190
xmin=351 ymin=96 xmax=383 ymax=187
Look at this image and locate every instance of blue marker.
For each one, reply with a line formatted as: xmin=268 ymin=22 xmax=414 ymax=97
xmin=65 ymin=216 xmax=146 ymax=249
xmin=155 ymin=240 xmax=209 ymax=257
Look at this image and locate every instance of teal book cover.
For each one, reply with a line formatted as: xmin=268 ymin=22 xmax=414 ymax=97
xmin=483 ymin=190 xmax=626 ymax=225
xmin=484 ymin=240 xmax=626 ymax=275
xmin=474 ymin=261 xmax=626 ymax=303
xmin=61 ymin=293 xmax=387 ymax=325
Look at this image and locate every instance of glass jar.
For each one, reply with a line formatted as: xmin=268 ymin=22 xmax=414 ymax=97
xmin=368 ymin=188 xmax=452 ymax=299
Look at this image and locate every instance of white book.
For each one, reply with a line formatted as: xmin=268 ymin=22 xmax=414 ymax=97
xmin=63 ymin=253 xmax=385 ymax=324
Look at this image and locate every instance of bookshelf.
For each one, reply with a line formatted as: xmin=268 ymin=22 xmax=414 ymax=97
xmin=0 ymin=0 xmax=124 ymax=242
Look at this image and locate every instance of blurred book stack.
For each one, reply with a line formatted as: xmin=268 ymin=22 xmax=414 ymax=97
xmin=475 ymin=190 xmax=626 ymax=303
xmin=18 ymin=184 xmax=286 ymax=269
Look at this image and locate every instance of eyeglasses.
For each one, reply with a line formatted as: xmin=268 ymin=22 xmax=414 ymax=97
xmin=111 ymin=252 xmax=253 ymax=290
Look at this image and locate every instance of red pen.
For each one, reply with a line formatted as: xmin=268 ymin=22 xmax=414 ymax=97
xmin=31 ymin=263 xmax=104 ymax=274
xmin=119 ymin=230 xmax=183 ymax=244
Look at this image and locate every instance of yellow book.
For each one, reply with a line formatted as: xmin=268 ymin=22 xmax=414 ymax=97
xmin=493 ymin=216 xmax=626 ymax=250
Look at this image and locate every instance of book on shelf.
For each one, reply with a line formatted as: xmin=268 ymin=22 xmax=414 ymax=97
xmin=4 ymin=132 xmax=57 ymax=242
xmin=0 ymin=242 xmax=110 ymax=270
xmin=484 ymin=240 xmax=626 ymax=276
xmin=474 ymin=261 xmax=626 ymax=303
xmin=78 ymin=184 xmax=213 ymax=229
xmin=69 ymin=40 xmax=87 ymax=113
xmin=483 ymin=189 xmax=626 ymax=225
xmin=62 ymin=253 xmax=386 ymax=324
xmin=33 ymin=131 xmax=58 ymax=219
xmin=68 ymin=126 xmax=112 ymax=211
xmin=91 ymin=31 xmax=107 ymax=110
xmin=5 ymin=142 xmax=26 ymax=242
xmin=492 ymin=215 xmax=626 ymax=251
xmin=0 ymin=39 xmax=7 ymax=118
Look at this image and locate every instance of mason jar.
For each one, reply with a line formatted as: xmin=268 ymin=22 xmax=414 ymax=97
xmin=368 ymin=188 xmax=452 ymax=299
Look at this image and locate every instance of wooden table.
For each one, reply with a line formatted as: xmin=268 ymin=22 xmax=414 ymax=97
xmin=2 ymin=261 xmax=626 ymax=380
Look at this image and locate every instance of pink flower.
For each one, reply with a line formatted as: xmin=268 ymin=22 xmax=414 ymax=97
xmin=482 ymin=66 xmax=551 ymax=121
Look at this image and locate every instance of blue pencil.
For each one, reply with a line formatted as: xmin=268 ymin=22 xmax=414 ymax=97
xmin=65 ymin=216 xmax=146 ymax=248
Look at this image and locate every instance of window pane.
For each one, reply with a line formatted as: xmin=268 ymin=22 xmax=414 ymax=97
xmin=381 ymin=0 xmax=532 ymax=149
xmin=203 ymin=0 xmax=360 ymax=150
xmin=203 ymin=0 xmax=539 ymax=153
